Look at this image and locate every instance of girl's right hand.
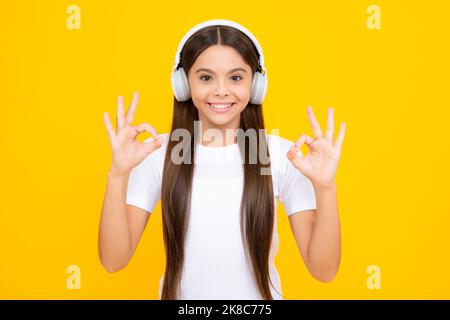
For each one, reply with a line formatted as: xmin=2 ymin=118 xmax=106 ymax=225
xmin=103 ymin=92 xmax=163 ymax=176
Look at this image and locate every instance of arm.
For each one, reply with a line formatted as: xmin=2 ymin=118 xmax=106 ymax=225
xmin=99 ymin=91 xmax=162 ymax=273
xmin=288 ymin=182 xmax=340 ymax=282
xmin=98 ymin=171 xmax=150 ymax=273
xmin=287 ymin=106 xmax=346 ymax=283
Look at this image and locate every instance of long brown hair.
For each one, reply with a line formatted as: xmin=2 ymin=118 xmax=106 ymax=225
xmin=161 ymin=25 xmax=277 ymax=299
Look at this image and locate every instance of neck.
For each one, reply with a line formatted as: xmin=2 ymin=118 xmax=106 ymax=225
xmin=195 ymin=120 xmax=240 ymax=147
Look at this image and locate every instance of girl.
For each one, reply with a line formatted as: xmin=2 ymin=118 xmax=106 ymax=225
xmin=99 ymin=19 xmax=346 ymax=300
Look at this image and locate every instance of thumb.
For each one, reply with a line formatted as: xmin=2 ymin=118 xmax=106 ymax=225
xmin=287 ymin=134 xmax=313 ymax=170
xmin=142 ymin=136 xmax=163 ymax=155
xmin=287 ymin=145 xmax=304 ymax=171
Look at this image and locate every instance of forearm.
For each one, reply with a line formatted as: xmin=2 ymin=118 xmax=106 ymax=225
xmin=98 ymin=171 xmax=132 ymax=272
xmin=307 ymin=182 xmax=341 ymax=282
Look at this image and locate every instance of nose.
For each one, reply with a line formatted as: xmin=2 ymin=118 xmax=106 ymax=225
xmin=213 ymin=79 xmax=230 ymax=97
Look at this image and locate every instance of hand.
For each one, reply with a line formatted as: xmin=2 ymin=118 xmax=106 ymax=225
xmin=103 ymin=92 xmax=163 ymax=176
xmin=287 ymin=107 xmax=346 ymax=188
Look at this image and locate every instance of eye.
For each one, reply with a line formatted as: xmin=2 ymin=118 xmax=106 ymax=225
xmin=199 ymin=75 xmax=243 ymax=82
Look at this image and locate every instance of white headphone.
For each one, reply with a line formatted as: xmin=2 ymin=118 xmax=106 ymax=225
xmin=170 ymin=19 xmax=268 ymax=105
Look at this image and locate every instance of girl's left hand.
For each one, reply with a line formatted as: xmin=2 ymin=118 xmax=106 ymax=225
xmin=287 ymin=107 xmax=346 ymax=188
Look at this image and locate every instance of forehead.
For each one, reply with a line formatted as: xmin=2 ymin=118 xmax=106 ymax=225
xmin=191 ymin=45 xmax=251 ymax=72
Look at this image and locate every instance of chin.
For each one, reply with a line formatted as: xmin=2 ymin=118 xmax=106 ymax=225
xmin=208 ymin=112 xmax=241 ymax=124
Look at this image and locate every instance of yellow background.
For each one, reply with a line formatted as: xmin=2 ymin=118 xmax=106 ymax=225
xmin=1 ymin=0 xmax=449 ymax=299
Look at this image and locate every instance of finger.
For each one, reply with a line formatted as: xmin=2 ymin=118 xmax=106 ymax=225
xmin=103 ymin=112 xmax=116 ymax=142
xmin=133 ymin=123 xmax=163 ymax=155
xmin=142 ymin=138 xmax=163 ymax=155
xmin=126 ymin=91 xmax=139 ymax=126
xmin=133 ymin=123 xmax=160 ymax=141
xmin=117 ymin=95 xmax=125 ymax=133
xmin=287 ymin=134 xmax=314 ymax=161
xmin=335 ymin=122 xmax=346 ymax=151
xmin=325 ymin=107 xmax=335 ymax=142
xmin=294 ymin=133 xmax=314 ymax=152
xmin=287 ymin=144 xmax=305 ymax=170
xmin=307 ymin=106 xmax=323 ymax=139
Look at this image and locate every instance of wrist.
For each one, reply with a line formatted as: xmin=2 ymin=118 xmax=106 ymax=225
xmin=108 ymin=168 xmax=131 ymax=178
xmin=312 ymin=180 xmax=337 ymax=192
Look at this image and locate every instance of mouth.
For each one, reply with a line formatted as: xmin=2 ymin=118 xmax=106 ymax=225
xmin=207 ymin=102 xmax=236 ymax=113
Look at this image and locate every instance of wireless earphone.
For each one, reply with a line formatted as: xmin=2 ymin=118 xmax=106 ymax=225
xmin=170 ymin=19 xmax=268 ymax=105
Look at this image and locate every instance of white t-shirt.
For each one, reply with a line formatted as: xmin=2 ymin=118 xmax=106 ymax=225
xmin=126 ymin=133 xmax=317 ymax=300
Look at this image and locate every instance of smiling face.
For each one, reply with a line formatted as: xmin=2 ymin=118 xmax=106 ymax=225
xmin=187 ymin=45 xmax=253 ymax=143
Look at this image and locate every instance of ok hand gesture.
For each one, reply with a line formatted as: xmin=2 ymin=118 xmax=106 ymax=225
xmin=287 ymin=107 xmax=346 ymax=188
xmin=103 ymin=92 xmax=163 ymax=176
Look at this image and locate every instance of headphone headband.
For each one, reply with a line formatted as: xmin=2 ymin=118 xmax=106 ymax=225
xmin=171 ymin=19 xmax=268 ymax=104
xmin=172 ymin=19 xmax=266 ymax=75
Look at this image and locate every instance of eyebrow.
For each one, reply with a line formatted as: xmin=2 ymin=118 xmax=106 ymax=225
xmin=194 ymin=67 xmax=247 ymax=74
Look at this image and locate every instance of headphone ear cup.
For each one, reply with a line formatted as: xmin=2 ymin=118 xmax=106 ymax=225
xmin=171 ymin=67 xmax=191 ymax=101
xmin=250 ymin=71 xmax=268 ymax=105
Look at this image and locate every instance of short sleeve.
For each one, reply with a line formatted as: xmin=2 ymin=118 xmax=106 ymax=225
xmin=276 ymin=137 xmax=317 ymax=216
xmin=125 ymin=135 xmax=166 ymax=213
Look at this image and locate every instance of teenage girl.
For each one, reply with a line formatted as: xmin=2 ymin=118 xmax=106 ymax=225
xmin=99 ymin=19 xmax=346 ymax=300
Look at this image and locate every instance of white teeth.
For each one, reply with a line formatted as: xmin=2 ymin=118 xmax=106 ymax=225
xmin=209 ymin=103 xmax=234 ymax=109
